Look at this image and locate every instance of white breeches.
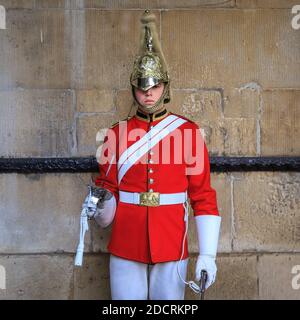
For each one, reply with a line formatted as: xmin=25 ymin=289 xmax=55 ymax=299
xmin=109 ymin=254 xmax=189 ymax=300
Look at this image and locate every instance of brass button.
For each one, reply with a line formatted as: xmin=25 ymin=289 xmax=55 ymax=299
xmin=149 ymin=178 xmax=154 ymax=184
xmin=149 ymin=188 xmax=154 ymax=192
xmin=149 ymin=150 xmax=154 ymax=155
xmin=149 ymin=168 xmax=153 ymax=173
xmin=148 ymin=159 xmax=153 ymax=164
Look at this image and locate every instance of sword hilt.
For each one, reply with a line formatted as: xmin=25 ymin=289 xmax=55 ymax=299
xmin=199 ymin=270 xmax=208 ymax=300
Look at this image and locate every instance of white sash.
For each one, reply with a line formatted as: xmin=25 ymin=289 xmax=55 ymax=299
xmin=117 ymin=115 xmax=187 ymax=185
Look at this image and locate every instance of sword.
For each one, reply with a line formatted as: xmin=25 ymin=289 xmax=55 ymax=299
xmin=199 ymin=270 xmax=208 ymax=300
xmin=74 ymin=186 xmax=91 ymax=267
xmin=75 ymin=183 xmax=100 ymax=266
xmin=75 ymin=182 xmax=108 ymax=266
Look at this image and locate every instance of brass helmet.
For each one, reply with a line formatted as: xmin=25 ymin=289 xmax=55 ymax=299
xmin=130 ymin=10 xmax=171 ymax=111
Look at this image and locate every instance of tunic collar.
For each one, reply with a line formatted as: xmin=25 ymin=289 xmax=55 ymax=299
xmin=135 ymin=107 xmax=169 ymax=123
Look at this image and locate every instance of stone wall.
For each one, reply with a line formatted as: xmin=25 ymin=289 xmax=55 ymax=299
xmin=0 ymin=0 xmax=299 ymax=299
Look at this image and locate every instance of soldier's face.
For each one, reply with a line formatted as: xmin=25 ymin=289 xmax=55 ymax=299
xmin=134 ymin=82 xmax=165 ymax=108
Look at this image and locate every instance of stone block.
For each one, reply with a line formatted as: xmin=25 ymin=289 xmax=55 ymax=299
xmin=233 ymin=172 xmax=300 ymax=252
xmin=76 ymin=113 xmax=115 ymax=156
xmin=36 ymin=0 xmax=85 ymax=8
xmin=171 ymin=89 xmax=223 ymax=121
xmin=0 ymin=1 xmax=34 ymax=9
xmin=224 ymin=85 xmax=261 ymax=119
xmin=195 ymin=118 xmax=256 ymax=156
xmin=76 ymin=89 xmax=115 ymax=113
xmin=223 ymin=118 xmax=257 ymax=156
xmin=0 ymin=255 xmax=74 ymax=300
xmin=0 ymin=89 xmax=74 ymax=157
xmin=73 ymin=253 xmax=111 ymax=299
xmin=258 ymin=254 xmax=300 ymax=299
xmin=0 ymin=10 xmax=70 ymax=89
xmin=0 ymin=173 xmax=93 ymax=254
xmin=261 ymin=90 xmax=300 ymax=156
xmin=236 ymin=0 xmax=299 ymax=8
xmin=98 ymin=0 xmax=233 ymax=8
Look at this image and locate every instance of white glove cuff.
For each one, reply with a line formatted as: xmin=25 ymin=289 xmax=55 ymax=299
xmin=195 ymin=215 xmax=221 ymax=257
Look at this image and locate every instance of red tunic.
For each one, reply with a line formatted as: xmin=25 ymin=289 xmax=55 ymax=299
xmin=95 ymin=110 xmax=219 ymax=264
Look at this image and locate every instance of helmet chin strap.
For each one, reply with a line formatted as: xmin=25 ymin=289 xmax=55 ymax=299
xmin=132 ymin=83 xmax=168 ymax=114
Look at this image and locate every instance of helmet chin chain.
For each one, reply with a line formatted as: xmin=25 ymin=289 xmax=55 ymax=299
xmin=138 ymin=102 xmax=164 ymax=114
xmin=132 ymin=83 xmax=169 ymax=115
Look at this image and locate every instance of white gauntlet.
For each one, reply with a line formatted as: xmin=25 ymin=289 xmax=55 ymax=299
xmin=75 ymin=186 xmax=117 ymax=266
xmin=94 ymin=191 xmax=117 ymax=228
xmin=83 ymin=186 xmax=117 ymax=228
xmin=195 ymin=215 xmax=221 ymax=289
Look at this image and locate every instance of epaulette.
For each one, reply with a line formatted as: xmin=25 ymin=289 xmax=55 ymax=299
xmin=110 ymin=115 xmax=133 ymax=128
xmin=171 ymin=112 xmax=195 ymax=124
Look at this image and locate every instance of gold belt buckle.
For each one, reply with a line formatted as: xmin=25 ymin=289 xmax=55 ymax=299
xmin=139 ymin=192 xmax=160 ymax=207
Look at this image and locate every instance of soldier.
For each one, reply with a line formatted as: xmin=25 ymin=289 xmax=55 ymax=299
xmin=84 ymin=10 xmax=221 ymax=300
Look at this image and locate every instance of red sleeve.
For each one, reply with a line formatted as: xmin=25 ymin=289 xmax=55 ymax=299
xmin=94 ymin=128 xmax=119 ymax=203
xmin=186 ymin=124 xmax=219 ymax=216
